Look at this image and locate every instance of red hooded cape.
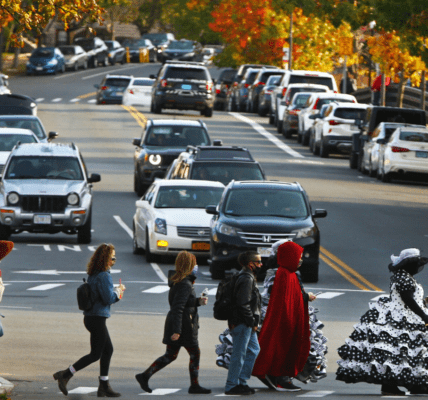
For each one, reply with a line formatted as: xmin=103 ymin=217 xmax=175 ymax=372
xmin=252 ymin=241 xmax=310 ymax=378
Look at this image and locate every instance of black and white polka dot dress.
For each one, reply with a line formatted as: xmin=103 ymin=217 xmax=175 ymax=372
xmin=336 ymin=270 xmax=428 ymax=387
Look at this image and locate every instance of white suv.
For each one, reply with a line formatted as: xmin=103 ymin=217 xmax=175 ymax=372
xmin=313 ymin=102 xmax=368 ymax=158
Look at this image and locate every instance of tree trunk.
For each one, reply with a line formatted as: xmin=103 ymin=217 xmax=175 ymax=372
xmin=13 ymin=45 xmax=21 ymax=69
xmin=0 ymin=31 xmax=3 ymax=73
xmin=396 ymin=72 xmax=405 ymax=108
xmin=421 ymin=71 xmax=426 ymax=112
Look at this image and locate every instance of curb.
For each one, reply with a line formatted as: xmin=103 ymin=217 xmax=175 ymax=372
xmin=0 ymin=377 xmax=14 ymax=395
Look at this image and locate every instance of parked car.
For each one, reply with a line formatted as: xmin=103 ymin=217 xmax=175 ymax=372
xmin=150 ymin=61 xmax=214 ymax=117
xmin=132 ymin=119 xmax=211 ymax=196
xmin=206 ymin=180 xmax=327 ymax=282
xmin=309 ymin=104 xmax=331 ymax=154
xmin=141 ymin=32 xmax=175 ymax=57
xmin=122 ymin=77 xmax=155 ymax=107
xmin=165 ymin=145 xmax=266 ymax=185
xmin=258 ymin=74 xmax=283 ymax=117
xmin=0 ymin=94 xmax=37 ymax=116
xmin=161 ymin=40 xmax=203 ymax=63
xmin=104 ymin=40 xmax=126 ymax=65
xmin=0 ymin=142 xmax=101 ymax=243
xmin=122 ymin=39 xmax=157 ymax=62
xmin=360 ymin=122 xmax=423 ymax=177
xmin=202 ymin=47 xmax=215 ymax=64
xmin=247 ymin=68 xmax=283 ymax=113
xmin=213 ymin=68 xmax=237 ymax=111
xmin=349 ymin=106 xmax=427 ymax=170
xmin=0 ymin=74 xmax=10 ymax=95
xmin=377 ymin=126 xmax=428 ymax=182
xmin=312 ymin=102 xmax=368 ymax=158
xmin=58 ymin=45 xmax=88 ymax=70
xmin=297 ymin=93 xmax=357 ymax=145
xmin=234 ymin=68 xmax=262 ymax=112
xmin=73 ymin=37 xmax=109 ymax=68
xmin=26 ymin=47 xmax=65 ymax=75
xmin=0 ymin=115 xmax=58 ymax=142
xmin=133 ymin=179 xmax=225 ymax=262
xmin=94 ymin=75 xmax=133 ymax=105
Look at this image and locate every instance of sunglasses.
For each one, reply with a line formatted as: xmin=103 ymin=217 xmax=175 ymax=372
xmin=253 ymin=260 xmax=262 ymax=265
xmin=111 ymin=257 xmax=116 ymax=262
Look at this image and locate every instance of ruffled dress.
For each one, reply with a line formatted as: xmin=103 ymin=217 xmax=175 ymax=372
xmin=336 ymin=270 xmax=428 ymax=387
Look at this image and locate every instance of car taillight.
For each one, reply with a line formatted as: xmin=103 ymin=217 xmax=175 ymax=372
xmin=257 ymin=82 xmax=265 ymax=86
xmin=161 ymin=79 xmax=167 ymax=87
xmin=266 ymin=89 xmax=273 ymax=94
xmin=101 ymin=86 xmax=108 ymax=90
xmin=206 ymin=82 xmax=213 ymax=91
xmin=225 ymin=84 xmax=229 ymax=89
xmin=245 ymin=83 xmax=250 ymax=88
xmin=312 ymin=98 xmax=320 ymax=110
xmin=216 ymin=89 xmax=221 ymax=94
xmin=289 ymin=109 xmax=300 ymax=115
xmin=233 ymin=82 xmax=238 ymax=86
xmin=329 ymin=120 xmax=341 ymax=125
xmin=391 ymin=146 xmax=410 ymax=153
xmin=282 ymin=87 xmax=287 ymax=97
xmin=129 ymin=89 xmax=134 ymax=95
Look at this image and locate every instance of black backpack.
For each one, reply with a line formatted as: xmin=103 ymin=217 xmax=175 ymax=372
xmin=77 ymin=278 xmax=93 ymax=311
xmin=213 ymin=273 xmax=239 ymax=321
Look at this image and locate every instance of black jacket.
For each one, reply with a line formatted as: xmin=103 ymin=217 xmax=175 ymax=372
xmin=163 ymin=271 xmax=200 ymax=347
xmin=229 ymin=267 xmax=261 ymax=328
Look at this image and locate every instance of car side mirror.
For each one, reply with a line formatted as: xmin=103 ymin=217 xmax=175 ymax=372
xmin=212 ymin=140 xmax=222 ymax=146
xmin=136 ymin=199 xmax=147 ymax=207
xmin=377 ymin=139 xmax=386 ymax=144
xmin=87 ymin=173 xmax=101 ymax=183
xmin=313 ymin=209 xmax=327 ymax=218
xmin=132 ymin=138 xmax=141 ymax=146
xmin=48 ymin=131 xmax=58 ymax=141
xmin=206 ymin=205 xmax=218 ymax=215
xmin=94 ymin=84 xmax=99 ymax=89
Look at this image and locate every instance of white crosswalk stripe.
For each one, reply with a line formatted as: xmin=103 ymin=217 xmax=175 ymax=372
xmin=297 ymin=391 xmax=335 ymax=397
xmin=316 ymin=292 xmax=344 ymax=299
xmin=67 ymin=387 xmax=97 ymax=394
xmin=88 ymin=99 xmax=96 ymax=103
xmin=51 ymin=98 xmax=62 ymax=102
xmin=140 ymin=388 xmax=181 ymax=395
xmin=142 ymin=285 xmax=169 ymax=294
xmin=35 ymin=98 xmax=44 ymax=102
xmin=70 ymin=98 xmax=80 ymax=103
xmin=27 ymin=283 xmax=65 ymax=291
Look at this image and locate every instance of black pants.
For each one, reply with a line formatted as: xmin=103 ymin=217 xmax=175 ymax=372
xmin=73 ymin=316 xmax=113 ymax=376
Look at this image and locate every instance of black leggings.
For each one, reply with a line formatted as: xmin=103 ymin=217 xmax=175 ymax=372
xmin=73 ymin=316 xmax=113 ymax=376
xmin=144 ymin=344 xmax=201 ymax=386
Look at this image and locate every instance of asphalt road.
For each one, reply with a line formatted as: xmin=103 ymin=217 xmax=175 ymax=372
xmin=1 ymin=62 xmax=428 ymax=399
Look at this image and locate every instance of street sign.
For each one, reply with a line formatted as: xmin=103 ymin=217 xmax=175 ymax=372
xmin=282 ymin=47 xmax=290 ymax=61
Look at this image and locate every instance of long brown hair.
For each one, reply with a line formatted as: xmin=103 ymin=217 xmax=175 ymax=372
xmin=87 ymin=243 xmax=114 ymax=275
xmin=171 ymin=251 xmax=196 ymax=284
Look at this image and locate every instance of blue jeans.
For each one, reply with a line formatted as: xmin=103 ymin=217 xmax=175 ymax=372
xmin=225 ymin=324 xmax=260 ymax=391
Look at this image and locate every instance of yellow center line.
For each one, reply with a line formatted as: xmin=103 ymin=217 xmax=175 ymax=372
xmin=320 ymin=246 xmax=383 ymax=292
xmin=122 ymin=105 xmax=147 ymax=128
xmin=77 ymin=92 xmax=96 ymax=99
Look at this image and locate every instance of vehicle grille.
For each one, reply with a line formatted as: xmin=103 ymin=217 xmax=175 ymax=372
xmin=177 ymin=226 xmax=210 ymax=239
xmin=21 ymin=195 xmax=67 ymax=213
xmin=162 ymin=155 xmax=180 ymax=166
xmin=237 ymin=231 xmax=296 ymax=246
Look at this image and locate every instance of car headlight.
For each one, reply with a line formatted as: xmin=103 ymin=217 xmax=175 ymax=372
xmin=293 ymin=226 xmax=316 ymax=238
xmin=48 ymin=59 xmax=58 ymax=66
xmin=7 ymin=192 xmax=19 ymax=205
xmin=154 ymin=218 xmax=167 ymax=235
xmin=67 ymin=193 xmax=80 ymax=206
xmin=218 ymin=223 xmax=238 ymax=236
xmin=148 ymin=154 xmax=162 ymax=165
xmin=185 ymin=52 xmax=195 ymax=57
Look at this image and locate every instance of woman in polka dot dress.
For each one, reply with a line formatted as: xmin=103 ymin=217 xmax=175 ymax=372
xmin=336 ymin=248 xmax=428 ymax=395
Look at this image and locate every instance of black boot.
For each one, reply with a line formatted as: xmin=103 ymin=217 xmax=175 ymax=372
xmin=135 ymin=373 xmax=152 ymax=393
xmin=97 ymin=378 xmax=121 ymax=398
xmin=53 ymin=368 xmax=73 ymax=396
xmin=188 ymin=385 xmax=212 ymax=394
xmin=381 ymin=383 xmax=405 ymax=396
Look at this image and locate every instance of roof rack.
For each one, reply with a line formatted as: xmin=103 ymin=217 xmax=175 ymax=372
xmin=165 ymin=61 xmax=205 ymax=66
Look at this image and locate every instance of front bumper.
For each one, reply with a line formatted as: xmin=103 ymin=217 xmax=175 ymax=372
xmin=138 ymin=165 xmax=168 ymax=185
xmin=27 ymin=64 xmax=57 ymax=74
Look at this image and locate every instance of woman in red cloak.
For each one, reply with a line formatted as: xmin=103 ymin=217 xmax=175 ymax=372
xmin=252 ymin=241 xmax=310 ymax=382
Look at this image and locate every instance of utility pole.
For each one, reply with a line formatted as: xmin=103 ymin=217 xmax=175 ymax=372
xmin=289 ymin=10 xmax=293 ymax=70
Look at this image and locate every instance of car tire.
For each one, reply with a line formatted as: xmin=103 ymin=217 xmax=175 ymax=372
xmin=110 ymin=57 xmax=116 ymax=66
xmin=297 ymin=132 xmax=302 ymax=143
xmin=133 ymin=224 xmax=144 ymax=254
xmin=153 ymin=100 xmax=162 ymax=114
xmin=269 ymin=113 xmax=275 ymax=125
xmin=145 ymin=230 xmax=156 ymax=263
xmin=77 ymin=212 xmax=92 ymax=244
xmin=121 ymin=55 xmax=125 ymax=65
xmin=228 ymin=96 xmax=237 ymax=112
xmin=381 ymin=165 xmax=391 ymax=183
xmin=83 ymin=61 xmax=88 ymax=70
xmin=259 ymin=106 xmax=267 ymax=117
xmin=0 ymin=224 xmax=11 ymax=240
xmin=103 ymin=56 xmax=109 ymax=67
xmin=349 ymin=152 xmax=358 ymax=169
xmin=309 ymin=133 xmax=316 ymax=153
xmin=302 ymin=130 xmax=310 ymax=146
xmin=204 ymin=107 xmax=213 ymax=117
xmin=276 ymin=117 xmax=283 ymax=133
xmin=210 ymin=261 xmax=225 ymax=279
xmin=320 ymin=140 xmax=329 ymax=158
xmin=61 ymin=64 xmax=65 ymax=73
xmin=91 ymin=58 xmax=97 ymax=68
xmin=368 ymin=161 xmax=377 ymax=177
xmin=74 ymin=62 xmax=78 ymax=71
xmin=134 ymin=172 xmax=146 ymax=197
xmin=253 ymin=99 xmax=258 ymax=114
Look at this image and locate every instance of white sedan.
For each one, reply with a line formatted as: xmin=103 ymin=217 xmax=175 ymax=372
xmin=133 ymin=179 xmax=225 ymax=262
xmin=122 ymin=77 xmax=155 ymax=107
xmin=378 ymin=126 xmax=428 ymax=182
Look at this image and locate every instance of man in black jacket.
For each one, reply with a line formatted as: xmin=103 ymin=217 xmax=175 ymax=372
xmin=225 ymin=251 xmax=262 ymax=395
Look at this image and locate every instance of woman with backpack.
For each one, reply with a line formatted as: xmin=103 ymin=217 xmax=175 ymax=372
xmin=53 ymin=243 xmax=125 ymax=397
xmin=135 ymin=250 xmax=211 ymax=395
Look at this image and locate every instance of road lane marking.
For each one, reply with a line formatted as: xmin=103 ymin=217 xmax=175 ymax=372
xmin=297 ymin=391 xmax=335 ymax=398
xmin=81 ymin=65 xmax=147 ymax=80
xmin=122 ymin=105 xmax=147 ymax=128
xmin=150 ymin=263 xmax=168 ymax=283
xmin=320 ymin=247 xmax=382 ymax=292
xmin=229 ymin=112 xmax=304 ymax=158
xmin=87 ymin=99 xmax=96 ymax=103
xmin=70 ymin=98 xmax=80 ymax=103
xmin=142 ymin=285 xmax=169 ymax=293
xmin=140 ymin=389 xmax=181 ymax=395
xmin=51 ymin=98 xmax=62 ymax=102
xmin=115 ymin=311 xmax=164 ymax=315
xmin=35 ymin=98 xmax=44 ymax=102
xmin=67 ymin=387 xmax=97 ymax=394
xmin=77 ymin=92 xmax=96 ymax=99
xmin=27 ymin=283 xmax=65 ymax=291
xmin=14 ymin=269 xmax=121 ymax=275
xmin=315 ymin=292 xmax=344 ymax=299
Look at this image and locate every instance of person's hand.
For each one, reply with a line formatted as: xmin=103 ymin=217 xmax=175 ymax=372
xmin=198 ymin=297 xmax=208 ymax=306
xmin=253 ymin=326 xmax=258 ymax=332
xmin=114 ymin=287 xmax=123 ymax=299
xmin=119 ymin=284 xmax=126 ymax=292
xmin=171 ymin=333 xmax=180 ymax=341
xmin=308 ymin=292 xmax=316 ymax=302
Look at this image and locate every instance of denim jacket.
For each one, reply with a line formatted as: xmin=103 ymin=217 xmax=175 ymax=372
xmin=83 ymin=270 xmax=119 ymax=318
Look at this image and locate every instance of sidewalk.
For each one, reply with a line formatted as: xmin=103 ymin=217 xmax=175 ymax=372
xmin=0 ymin=376 xmax=13 ymax=395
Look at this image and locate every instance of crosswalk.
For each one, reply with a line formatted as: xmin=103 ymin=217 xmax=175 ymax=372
xmin=35 ymin=98 xmax=97 ymax=104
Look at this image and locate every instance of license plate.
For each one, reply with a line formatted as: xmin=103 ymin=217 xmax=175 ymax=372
xmin=416 ymin=151 xmax=428 ymax=158
xmin=192 ymin=242 xmax=210 ymax=251
xmin=257 ymin=247 xmax=271 ymax=257
xmin=115 ymin=91 xmax=123 ymax=96
xmin=34 ymin=215 xmax=51 ymax=224
xmin=182 ymin=84 xmax=192 ymax=90
xmin=36 ymin=67 xmax=43 ymax=71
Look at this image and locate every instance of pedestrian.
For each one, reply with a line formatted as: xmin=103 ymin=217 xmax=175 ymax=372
xmin=135 ymin=251 xmax=211 ymax=394
xmin=336 ymin=248 xmax=428 ymax=395
xmin=53 ymin=243 xmax=125 ymax=397
xmin=224 ymin=250 xmax=261 ymax=395
xmin=252 ymin=241 xmax=312 ymax=390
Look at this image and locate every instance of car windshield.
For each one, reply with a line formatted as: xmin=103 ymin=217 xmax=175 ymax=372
xmin=142 ymin=34 xmax=168 ymax=45
xmin=0 ymin=119 xmax=46 ymax=139
xmin=5 ymin=156 xmax=84 ymax=180
xmin=32 ymin=49 xmax=53 ymax=58
xmin=123 ymin=40 xmax=146 ymax=50
xmin=104 ymin=78 xmax=131 ymax=87
xmin=168 ymin=41 xmax=193 ymax=50
xmin=399 ymin=131 xmax=428 ymax=143
xmin=266 ymin=75 xmax=281 ymax=86
xmin=145 ymin=126 xmax=210 ymax=147
xmin=74 ymin=40 xmax=94 ymax=51
xmin=245 ymin=71 xmax=259 ymax=85
xmin=59 ymin=47 xmax=75 ymax=55
xmin=289 ymin=75 xmax=334 ymax=89
xmin=105 ymin=42 xmax=114 ymax=50
xmin=191 ymin=163 xmax=264 ymax=185
xmin=155 ymin=186 xmax=224 ymax=208
xmin=0 ymin=134 xmax=37 ymax=151
xmin=220 ymin=70 xmax=236 ymax=82
xmin=293 ymin=94 xmax=312 ymax=107
xmin=132 ymin=79 xmax=153 ymax=86
xmin=289 ymin=87 xmax=326 ymax=100
xmin=334 ymin=108 xmax=366 ymax=120
xmin=164 ymin=67 xmax=208 ymax=81
xmin=317 ymin=98 xmax=354 ymax=109
xmin=224 ymin=189 xmax=308 ymax=218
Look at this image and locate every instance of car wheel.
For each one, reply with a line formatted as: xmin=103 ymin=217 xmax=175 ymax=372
xmin=153 ymin=100 xmax=162 ymax=114
xmin=133 ymin=224 xmax=144 ymax=254
xmin=74 ymin=62 xmax=78 ymax=71
xmin=210 ymin=261 xmax=225 ymax=279
xmin=145 ymin=230 xmax=156 ymax=263
xmin=349 ymin=152 xmax=358 ymax=169
xmin=296 ymin=132 xmax=302 ymax=143
xmin=228 ymin=96 xmax=237 ymax=112
xmin=269 ymin=113 xmax=275 ymax=125
xmin=204 ymin=107 xmax=213 ymax=117
xmin=368 ymin=160 xmax=377 ymax=177
xmin=77 ymin=212 xmax=92 ymax=244
xmin=309 ymin=133 xmax=315 ymax=153
xmin=377 ymin=164 xmax=383 ymax=180
xmin=0 ymin=224 xmax=11 ymax=240
xmin=320 ymin=140 xmax=329 ymax=158
xmin=381 ymin=165 xmax=391 ymax=183
xmin=103 ymin=56 xmax=109 ymax=67
xmin=253 ymin=99 xmax=258 ymax=114
xmin=83 ymin=60 xmax=88 ymax=70
xmin=61 ymin=64 xmax=65 ymax=73
xmin=121 ymin=55 xmax=125 ymax=65
xmin=134 ymin=172 xmax=146 ymax=197
xmin=302 ymin=130 xmax=310 ymax=146
xmin=91 ymin=58 xmax=97 ymax=68
xmin=110 ymin=57 xmax=116 ymax=66
xmin=276 ymin=116 xmax=283 ymax=133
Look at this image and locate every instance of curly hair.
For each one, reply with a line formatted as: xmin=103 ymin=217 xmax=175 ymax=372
xmin=87 ymin=243 xmax=114 ymax=275
xmin=171 ymin=251 xmax=196 ymax=284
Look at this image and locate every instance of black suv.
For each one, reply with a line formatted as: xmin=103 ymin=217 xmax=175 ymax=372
xmin=150 ymin=61 xmax=214 ymax=117
xmin=132 ymin=119 xmax=211 ymax=196
xmin=213 ymin=68 xmax=236 ymax=111
xmin=161 ymin=40 xmax=203 ymax=63
xmin=166 ymin=145 xmax=266 ymax=185
xmin=206 ymin=181 xmax=327 ymax=282
xmin=73 ymin=37 xmax=109 ymax=68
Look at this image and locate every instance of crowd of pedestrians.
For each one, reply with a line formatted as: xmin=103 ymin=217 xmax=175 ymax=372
xmin=44 ymin=241 xmax=428 ymax=397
